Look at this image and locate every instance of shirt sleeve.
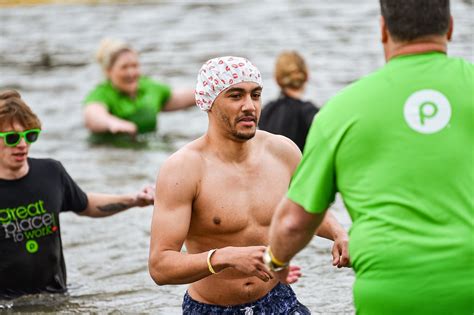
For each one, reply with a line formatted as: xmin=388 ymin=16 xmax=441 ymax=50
xmin=287 ymin=119 xmax=337 ymax=213
xmin=144 ymin=78 xmax=172 ymax=112
xmin=83 ymin=82 xmax=112 ymax=111
xmin=56 ymin=162 xmax=89 ymax=213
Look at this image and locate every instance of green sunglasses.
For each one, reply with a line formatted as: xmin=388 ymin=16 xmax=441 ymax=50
xmin=0 ymin=129 xmax=41 ymax=147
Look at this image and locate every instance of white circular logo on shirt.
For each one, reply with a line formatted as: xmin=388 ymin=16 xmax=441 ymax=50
xmin=403 ymin=89 xmax=451 ymax=134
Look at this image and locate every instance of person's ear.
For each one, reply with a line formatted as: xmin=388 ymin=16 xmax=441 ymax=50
xmin=447 ymin=15 xmax=453 ymax=41
xmin=380 ymin=16 xmax=388 ymax=43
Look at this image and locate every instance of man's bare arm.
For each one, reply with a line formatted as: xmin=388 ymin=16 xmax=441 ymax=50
xmin=148 ymin=150 xmax=210 ymax=285
xmin=269 ymin=197 xmax=325 ymax=265
xmin=78 ymin=185 xmax=154 ymax=218
xmin=272 ymin=134 xmax=350 ymax=267
xmin=272 ymin=134 xmax=302 ymax=173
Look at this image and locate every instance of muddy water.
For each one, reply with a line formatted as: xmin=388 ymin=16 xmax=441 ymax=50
xmin=0 ymin=0 xmax=472 ymax=313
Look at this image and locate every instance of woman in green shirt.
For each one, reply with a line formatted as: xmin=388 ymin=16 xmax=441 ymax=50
xmin=83 ymin=39 xmax=195 ymax=135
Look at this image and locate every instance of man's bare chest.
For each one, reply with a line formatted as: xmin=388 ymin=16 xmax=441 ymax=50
xmin=191 ymin=165 xmax=291 ymax=236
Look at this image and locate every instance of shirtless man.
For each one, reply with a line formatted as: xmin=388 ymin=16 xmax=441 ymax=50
xmin=148 ymin=56 xmax=349 ymax=314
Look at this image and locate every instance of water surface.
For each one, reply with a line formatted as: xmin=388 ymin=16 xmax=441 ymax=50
xmin=0 ymin=1 xmax=472 ymax=313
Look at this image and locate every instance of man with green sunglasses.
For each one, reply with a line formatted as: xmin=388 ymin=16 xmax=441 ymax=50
xmin=0 ymin=90 xmax=155 ymax=299
xmin=0 ymin=129 xmax=41 ymax=147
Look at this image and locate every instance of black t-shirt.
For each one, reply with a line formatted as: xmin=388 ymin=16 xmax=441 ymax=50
xmin=259 ymin=93 xmax=319 ymax=152
xmin=0 ymin=158 xmax=88 ymax=298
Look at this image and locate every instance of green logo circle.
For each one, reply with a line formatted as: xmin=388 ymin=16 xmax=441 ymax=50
xmin=26 ymin=240 xmax=39 ymax=253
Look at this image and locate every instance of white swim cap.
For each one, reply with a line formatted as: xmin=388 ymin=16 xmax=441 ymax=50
xmin=195 ymin=56 xmax=263 ymax=111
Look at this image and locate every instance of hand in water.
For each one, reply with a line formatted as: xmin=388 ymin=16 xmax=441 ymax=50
xmin=109 ymin=118 xmax=137 ymax=135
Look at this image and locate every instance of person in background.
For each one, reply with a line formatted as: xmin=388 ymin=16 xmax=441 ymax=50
xmin=149 ymin=56 xmax=349 ymax=314
xmin=258 ymin=51 xmax=319 ymax=152
xmin=83 ymin=38 xmax=195 ymax=136
xmin=267 ymin=0 xmax=473 ymax=314
xmin=0 ymin=89 xmax=155 ymax=299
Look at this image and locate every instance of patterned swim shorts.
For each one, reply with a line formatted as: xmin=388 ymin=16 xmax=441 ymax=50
xmin=182 ymin=282 xmax=311 ymax=314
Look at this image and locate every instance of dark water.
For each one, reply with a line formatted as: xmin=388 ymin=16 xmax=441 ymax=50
xmin=0 ymin=0 xmax=472 ymax=313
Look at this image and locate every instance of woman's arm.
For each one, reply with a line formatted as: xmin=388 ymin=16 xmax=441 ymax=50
xmin=84 ymin=103 xmax=137 ymax=134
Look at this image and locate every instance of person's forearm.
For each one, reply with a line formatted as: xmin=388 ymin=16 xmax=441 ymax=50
xmin=149 ymin=245 xmax=269 ymax=285
xmin=84 ymin=104 xmax=136 ymax=133
xmin=85 ymin=111 xmax=124 ymax=133
xmin=82 ymin=193 xmax=138 ymax=217
xmin=149 ymin=249 xmax=222 ymax=285
xmin=269 ymin=198 xmax=325 ymax=263
xmin=84 ymin=106 xmax=113 ymax=132
xmin=85 ymin=116 xmax=111 ymax=133
xmin=314 ymin=211 xmax=346 ymax=241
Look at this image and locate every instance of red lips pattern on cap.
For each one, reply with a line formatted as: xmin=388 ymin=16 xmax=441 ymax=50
xmin=195 ymin=56 xmax=263 ymax=111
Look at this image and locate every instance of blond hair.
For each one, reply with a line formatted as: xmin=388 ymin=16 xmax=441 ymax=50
xmin=96 ymin=38 xmax=133 ymax=73
xmin=274 ymin=51 xmax=308 ymax=90
xmin=0 ymin=90 xmax=41 ymax=130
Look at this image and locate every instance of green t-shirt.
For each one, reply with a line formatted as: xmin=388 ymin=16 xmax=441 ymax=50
xmin=288 ymin=52 xmax=473 ymax=315
xmin=84 ymin=76 xmax=171 ymax=133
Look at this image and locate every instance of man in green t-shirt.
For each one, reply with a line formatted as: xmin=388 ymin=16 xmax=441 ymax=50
xmin=265 ymin=0 xmax=473 ymax=314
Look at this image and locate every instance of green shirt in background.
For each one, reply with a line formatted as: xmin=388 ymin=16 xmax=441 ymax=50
xmin=84 ymin=76 xmax=171 ymax=133
xmin=288 ymin=52 xmax=473 ymax=315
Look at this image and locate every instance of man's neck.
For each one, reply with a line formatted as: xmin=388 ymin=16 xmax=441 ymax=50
xmin=0 ymin=163 xmax=29 ymax=180
xmin=205 ymin=130 xmax=256 ymax=164
xmin=385 ymin=37 xmax=447 ymax=61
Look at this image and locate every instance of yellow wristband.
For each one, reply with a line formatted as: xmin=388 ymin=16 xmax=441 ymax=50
xmin=207 ymin=249 xmax=217 ymax=274
xmin=268 ymin=246 xmax=288 ymax=267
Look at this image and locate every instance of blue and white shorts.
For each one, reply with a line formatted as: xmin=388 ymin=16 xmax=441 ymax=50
xmin=182 ymin=282 xmax=311 ymax=314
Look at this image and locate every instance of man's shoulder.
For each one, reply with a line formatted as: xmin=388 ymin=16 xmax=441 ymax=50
xmin=161 ymin=138 xmax=205 ymax=172
xmin=27 ymin=158 xmax=66 ymax=179
xmin=257 ymin=131 xmax=301 ymax=163
xmin=336 ymin=67 xmax=384 ymax=97
xmin=319 ymin=68 xmax=385 ymax=118
xmin=156 ymin=139 xmax=205 ymax=192
xmin=445 ymin=55 xmax=473 ymax=66
xmin=28 ymin=157 xmax=62 ymax=169
xmin=444 ymin=55 xmax=474 ymax=78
